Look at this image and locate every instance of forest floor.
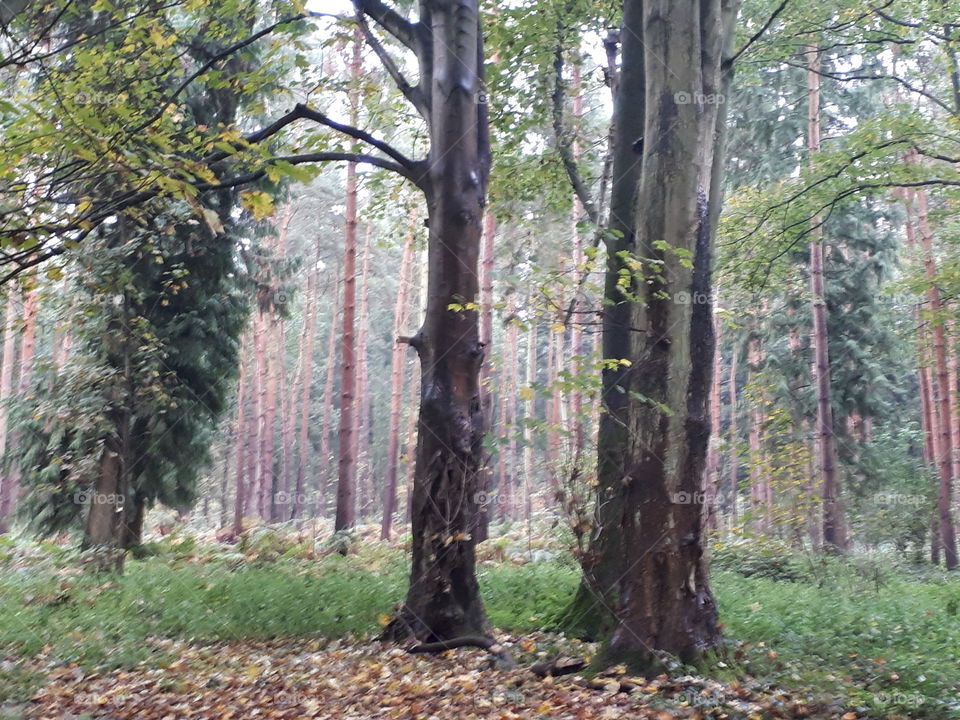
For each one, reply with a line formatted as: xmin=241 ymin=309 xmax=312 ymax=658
xmin=0 ymin=526 xmax=958 ymax=719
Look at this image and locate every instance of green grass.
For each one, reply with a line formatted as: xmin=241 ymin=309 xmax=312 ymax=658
xmin=1 ymin=543 xmax=959 ymax=717
xmin=712 ymin=568 xmax=960 ymax=717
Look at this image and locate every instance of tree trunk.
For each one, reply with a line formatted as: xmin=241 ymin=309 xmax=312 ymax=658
xmin=705 ymin=318 xmax=722 ymax=532
xmin=476 ymin=211 xmax=495 ymax=541
xmin=317 ymin=269 xmax=340 ymax=519
xmin=914 ymin=182 xmax=958 ymax=568
xmin=0 ymin=290 xmax=18 ymax=528
xmin=232 ymin=334 xmax=249 ymax=535
xmin=0 ymin=281 xmax=37 ymax=527
xmin=334 ymin=30 xmax=362 ymax=534
xmin=260 ymin=313 xmax=278 ymax=521
xmin=355 ymin=228 xmax=372 ymax=519
xmin=558 ymin=0 xmax=646 ymax=637
xmin=382 ymin=0 xmax=490 ymax=642
xmin=278 ymin=318 xmax=293 ymax=520
xmin=381 ymin=219 xmax=416 ymax=539
xmin=293 ymin=252 xmax=320 ymax=521
xmin=522 ymin=320 xmax=537 ymax=520
xmin=807 ymin=47 xmax=846 ymax=551
xmin=603 ymin=0 xmax=736 ymax=668
xmin=728 ymin=342 xmax=739 ymax=526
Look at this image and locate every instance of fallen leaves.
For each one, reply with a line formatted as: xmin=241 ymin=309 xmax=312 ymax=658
xmin=16 ymin=635 xmax=840 ymax=720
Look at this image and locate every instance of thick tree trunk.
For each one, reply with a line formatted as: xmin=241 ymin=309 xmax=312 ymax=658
xmin=603 ymin=0 xmax=735 ymax=668
xmin=558 ymin=0 xmax=645 ymax=637
xmin=381 ymin=221 xmax=415 ymax=539
xmin=382 ymin=0 xmax=490 ymax=642
xmin=807 ymin=48 xmax=846 ymax=551
xmin=82 ymin=445 xmax=125 ymax=572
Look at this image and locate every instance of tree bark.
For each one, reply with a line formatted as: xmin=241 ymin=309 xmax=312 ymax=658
xmin=0 ymin=290 xmax=18 ymax=528
xmin=806 ymin=47 xmax=846 ymax=552
xmin=292 ymin=254 xmax=319 ymax=520
xmin=232 ymin=333 xmax=250 ymax=535
xmin=913 ymin=182 xmax=958 ymax=568
xmin=381 ymin=218 xmax=416 ymax=539
xmin=476 ymin=211 xmax=495 ymax=541
xmin=603 ymin=0 xmax=736 ymax=668
xmin=355 ymin=228 xmax=373 ymax=519
xmin=728 ymin=344 xmax=739 ymax=527
xmin=317 ymin=268 xmax=340 ymax=518
xmin=334 ymin=35 xmax=362 ymax=533
xmin=558 ymin=0 xmax=646 ymax=637
xmin=381 ymin=0 xmax=490 ymax=642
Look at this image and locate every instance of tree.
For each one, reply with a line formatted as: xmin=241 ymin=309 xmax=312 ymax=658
xmin=600 ymin=0 xmax=740 ymax=667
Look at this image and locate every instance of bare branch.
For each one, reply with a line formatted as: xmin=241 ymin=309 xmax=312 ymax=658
xmin=551 ymin=41 xmax=600 ymax=225
xmin=355 ymin=13 xmax=428 ymax=119
xmin=727 ymin=0 xmax=790 ymax=67
xmin=353 ymin=0 xmax=415 ymax=50
xmin=295 ymin=103 xmax=420 ymax=175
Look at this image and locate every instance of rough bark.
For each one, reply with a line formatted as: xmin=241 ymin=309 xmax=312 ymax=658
xmin=381 ymin=0 xmax=490 ymax=642
xmin=557 ymin=0 xmax=645 ymax=638
xmin=603 ymin=0 xmax=736 ymax=668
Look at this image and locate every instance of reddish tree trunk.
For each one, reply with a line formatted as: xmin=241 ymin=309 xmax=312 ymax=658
xmin=293 ymin=253 xmax=320 ymax=520
xmin=807 ymin=48 xmax=845 ymax=551
xmin=0 ymin=289 xmax=19 ymax=530
xmin=232 ymin=334 xmax=250 ymax=535
xmin=355 ymin=228 xmax=373 ymax=519
xmin=914 ymin=182 xmax=958 ymax=568
xmin=381 ymin=220 xmax=416 ymax=540
xmin=317 ymin=269 xmax=340 ymax=518
xmin=334 ymin=32 xmax=362 ymax=533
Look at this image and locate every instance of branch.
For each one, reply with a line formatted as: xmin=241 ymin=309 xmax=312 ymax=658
xmin=207 ymin=152 xmax=416 ymax=190
xmin=551 ymin=41 xmax=600 ymax=225
xmin=355 ymin=13 xmax=428 ymax=119
xmin=727 ymin=0 xmax=790 ymax=67
xmin=353 ymin=0 xmax=415 ymax=50
xmin=295 ymin=103 xmax=420 ymax=176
